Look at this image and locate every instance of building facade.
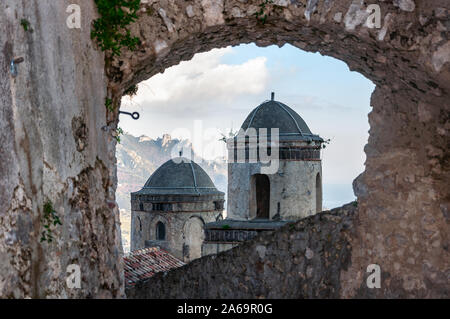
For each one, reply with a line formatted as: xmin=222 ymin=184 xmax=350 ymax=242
xmin=203 ymin=93 xmax=324 ymax=253
xmin=130 ymin=157 xmax=224 ymax=262
xmin=226 ymin=93 xmax=323 ymax=221
xmin=130 ymin=94 xmax=324 ymax=261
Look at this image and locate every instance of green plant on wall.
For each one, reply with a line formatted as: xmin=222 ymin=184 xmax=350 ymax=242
xmin=20 ymin=19 xmax=32 ymax=32
xmin=41 ymin=201 xmax=62 ymax=243
xmin=115 ymin=127 xmax=124 ymax=143
xmin=254 ymin=0 xmax=274 ymax=24
xmin=123 ymin=84 xmax=138 ymax=97
xmin=91 ymin=0 xmax=142 ymax=56
xmin=105 ymin=97 xmax=115 ymax=112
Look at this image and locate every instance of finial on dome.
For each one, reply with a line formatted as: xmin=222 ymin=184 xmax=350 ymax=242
xmin=271 ymin=92 xmax=275 ymax=101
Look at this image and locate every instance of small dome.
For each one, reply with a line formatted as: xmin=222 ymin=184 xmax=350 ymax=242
xmin=240 ymin=95 xmax=322 ymax=142
xmin=140 ymin=157 xmax=223 ymax=195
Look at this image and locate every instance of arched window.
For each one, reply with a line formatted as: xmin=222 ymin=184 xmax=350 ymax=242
xmin=137 ymin=216 xmax=142 ymax=232
xmin=156 ymin=221 xmax=166 ymax=241
xmin=316 ymin=173 xmax=322 ymax=213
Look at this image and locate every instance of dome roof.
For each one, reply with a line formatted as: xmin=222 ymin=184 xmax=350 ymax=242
xmin=240 ymin=95 xmax=322 ymax=142
xmin=138 ymin=157 xmax=224 ymax=196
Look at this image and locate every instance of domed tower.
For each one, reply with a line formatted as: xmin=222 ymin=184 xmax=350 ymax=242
xmin=227 ymin=93 xmax=324 ymax=221
xmin=130 ymin=157 xmax=224 ymax=262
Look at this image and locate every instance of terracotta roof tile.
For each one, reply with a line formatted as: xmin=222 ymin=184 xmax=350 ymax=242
xmin=123 ymin=247 xmax=185 ymax=287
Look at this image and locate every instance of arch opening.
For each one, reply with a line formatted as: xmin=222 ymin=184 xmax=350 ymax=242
xmin=183 ymin=217 xmax=205 ymax=262
xmin=118 ymin=42 xmax=372 ymax=251
xmin=251 ymin=174 xmax=270 ymax=220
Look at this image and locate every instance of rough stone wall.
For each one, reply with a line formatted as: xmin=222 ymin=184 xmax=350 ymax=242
xmin=126 ymin=203 xmax=356 ymax=298
xmin=0 ymin=1 xmax=123 ymax=298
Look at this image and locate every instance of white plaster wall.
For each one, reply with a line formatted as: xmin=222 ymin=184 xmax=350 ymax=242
xmin=270 ymin=161 xmax=322 ymax=220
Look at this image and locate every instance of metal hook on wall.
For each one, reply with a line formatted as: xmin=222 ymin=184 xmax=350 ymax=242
xmin=119 ymin=110 xmax=140 ymax=120
xmin=10 ymin=57 xmax=24 ymax=77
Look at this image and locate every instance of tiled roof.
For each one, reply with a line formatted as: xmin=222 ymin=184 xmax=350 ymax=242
xmin=123 ymin=247 xmax=185 ymax=287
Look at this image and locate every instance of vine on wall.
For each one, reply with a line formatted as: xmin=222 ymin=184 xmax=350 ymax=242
xmin=40 ymin=201 xmax=62 ymax=243
xmin=91 ymin=0 xmax=142 ymax=56
xmin=255 ymin=0 xmax=274 ymax=24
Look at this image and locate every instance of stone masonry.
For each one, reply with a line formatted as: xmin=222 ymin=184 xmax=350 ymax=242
xmin=0 ymin=0 xmax=449 ymax=298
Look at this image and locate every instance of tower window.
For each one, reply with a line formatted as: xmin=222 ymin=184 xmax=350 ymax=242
xmin=139 ymin=202 xmax=144 ymax=211
xmin=156 ymin=222 xmax=166 ymax=241
xmin=137 ymin=216 xmax=142 ymax=232
xmin=316 ymin=173 xmax=322 ymax=213
xmin=253 ymin=174 xmax=270 ymax=219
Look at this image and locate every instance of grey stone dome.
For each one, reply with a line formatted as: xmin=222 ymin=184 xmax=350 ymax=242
xmin=138 ymin=157 xmax=224 ymax=196
xmin=240 ymin=97 xmax=322 ymax=142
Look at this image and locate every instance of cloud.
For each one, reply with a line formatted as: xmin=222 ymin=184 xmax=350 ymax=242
xmin=122 ymin=47 xmax=269 ymax=115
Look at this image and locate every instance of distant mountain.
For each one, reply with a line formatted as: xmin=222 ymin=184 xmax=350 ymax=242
xmin=116 ymin=133 xmax=227 ymax=253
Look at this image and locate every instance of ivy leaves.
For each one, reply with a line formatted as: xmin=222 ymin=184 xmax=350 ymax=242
xmin=41 ymin=201 xmax=62 ymax=243
xmin=91 ymin=0 xmax=142 ymax=56
xmin=255 ymin=0 xmax=274 ymax=24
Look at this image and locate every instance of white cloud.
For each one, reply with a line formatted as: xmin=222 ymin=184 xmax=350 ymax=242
xmin=122 ymin=47 xmax=269 ymax=114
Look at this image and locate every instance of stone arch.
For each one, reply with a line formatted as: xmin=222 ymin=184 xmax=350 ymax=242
xmin=182 ymin=216 xmax=206 ymax=262
xmin=315 ymin=172 xmax=322 ymax=213
xmin=110 ymin=1 xmax=448 ymax=298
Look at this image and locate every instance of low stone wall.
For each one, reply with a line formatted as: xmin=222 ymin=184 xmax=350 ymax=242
xmin=126 ymin=202 xmax=356 ymax=299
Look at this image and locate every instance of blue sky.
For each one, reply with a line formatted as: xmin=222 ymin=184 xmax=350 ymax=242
xmin=120 ymin=43 xmax=375 ymax=209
